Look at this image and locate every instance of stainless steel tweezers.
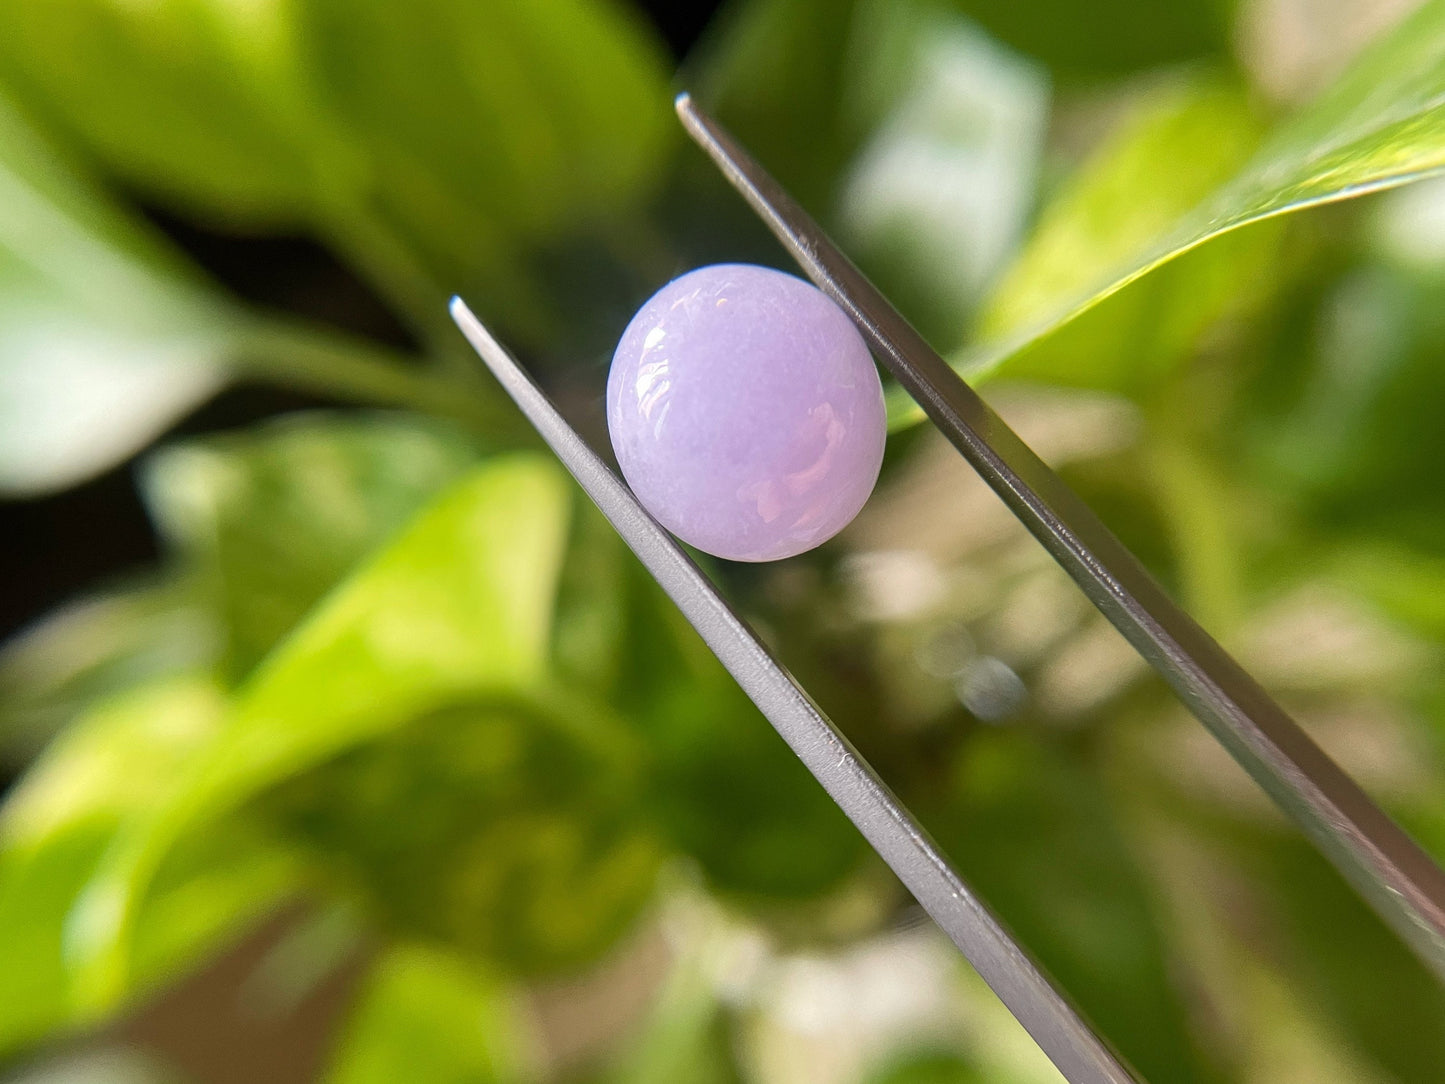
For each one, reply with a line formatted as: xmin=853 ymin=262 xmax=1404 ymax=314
xmin=450 ymin=93 xmax=1445 ymax=1084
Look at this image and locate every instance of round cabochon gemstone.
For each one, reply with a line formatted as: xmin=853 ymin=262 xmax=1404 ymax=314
xmin=607 ymin=263 xmax=886 ymax=562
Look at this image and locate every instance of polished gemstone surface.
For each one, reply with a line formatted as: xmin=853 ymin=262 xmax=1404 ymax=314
xmin=607 ymin=263 xmax=886 ymax=562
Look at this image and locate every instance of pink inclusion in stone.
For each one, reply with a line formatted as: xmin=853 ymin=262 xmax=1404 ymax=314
xmin=607 ymin=263 xmax=886 ymax=562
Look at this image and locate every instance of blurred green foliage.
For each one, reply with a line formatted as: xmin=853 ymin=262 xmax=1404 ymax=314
xmin=1 ymin=0 xmax=1445 ymax=1081
xmin=139 ymin=414 xmax=486 ymax=681
xmin=326 ymin=943 xmax=529 ymax=1084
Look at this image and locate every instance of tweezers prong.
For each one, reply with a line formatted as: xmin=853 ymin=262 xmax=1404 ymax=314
xmin=449 ymin=297 xmax=1139 ymax=1084
xmin=674 ymin=92 xmax=1445 ymax=979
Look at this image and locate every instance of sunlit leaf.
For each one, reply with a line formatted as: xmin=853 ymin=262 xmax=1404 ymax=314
xmin=948 ymin=1 xmax=1445 ymax=395
xmin=141 ymin=412 xmax=483 ymax=682
xmin=0 ymin=83 xmax=485 ymax=492
xmin=2 ymin=678 xmax=225 ymax=845
xmin=265 ymin=696 xmax=660 ymax=975
xmin=0 ymin=302 xmax=229 ymax=496
xmin=0 ymin=90 xmax=228 ymax=494
xmin=235 ymin=497 xmax=666 ymax=976
xmin=0 ymin=822 xmax=113 ymax=1054
xmin=66 ymin=457 xmax=571 ymax=1008
xmin=0 ymin=677 xmax=299 ymax=1055
xmin=324 ymin=943 xmax=531 ymax=1084
xmin=975 ymin=79 xmax=1280 ymax=392
xmin=0 ymin=88 xmax=211 ymax=297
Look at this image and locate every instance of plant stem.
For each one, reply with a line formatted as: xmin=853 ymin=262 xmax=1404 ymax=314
xmin=311 ymin=183 xmax=455 ymax=342
xmin=230 ymin=317 xmax=530 ymax=446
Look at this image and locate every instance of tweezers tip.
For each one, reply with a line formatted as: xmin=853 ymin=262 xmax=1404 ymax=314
xmin=674 ymin=91 xmax=707 ymax=137
xmin=447 ymin=296 xmax=504 ymax=376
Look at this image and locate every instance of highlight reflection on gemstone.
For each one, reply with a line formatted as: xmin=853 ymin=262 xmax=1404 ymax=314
xmin=607 ymin=263 xmax=886 ymax=562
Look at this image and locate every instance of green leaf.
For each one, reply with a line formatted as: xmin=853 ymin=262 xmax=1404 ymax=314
xmin=549 ymin=497 xmax=637 ymax=698
xmin=549 ymin=498 xmax=865 ymax=904
xmin=0 ymin=296 xmax=228 ymax=495
xmin=1251 ymin=834 xmax=1445 ymax=1080
xmin=323 ymin=943 xmax=531 ymax=1084
xmin=644 ymin=660 xmax=865 ymax=902
xmin=699 ymin=0 xmax=1049 ymax=347
xmin=974 ymin=79 xmax=1279 ymax=393
xmin=0 ymin=580 xmax=214 ymax=765
xmin=264 ymin=696 xmax=660 ymax=975
xmin=66 ymin=457 xmax=572 ymax=1009
xmin=948 ymin=0 xmax=1230 ymax=80
xmin=1334 ymin=544 xmax=1445 ymax=643
xmin=0 ymin=822 xmax=114 ymax=1055
xmin=0 ymin=0 xmax=336 ymax=223
xmin=126 ymin=818 xmax=303 ymax=998
xmin=933 ymin=732 xmax=1216 ymax=1084
xmin=0 ymin=677 xmax=299 ymax=1055
xmin=946 ymin=1 xmax=1445 ymax=398
xmin=303 ymin=0 xmax=672 ymax=237
xmin=2 ymin=678 xmax=226 ymax=846
xmin=294 ymin=0 xmax=675 ymax=336
xmin=0 ymin=0 xmax=675 ymax=344
xmin=633 ymin=579 xmax=865 ymax=902
xmin=863 ymin=1049 xmax=986 ymax=1084
xmin=835 ymin=0 xmax=1050 ymax=347
xmin=0 ymin=83 xmax=497 ymax=478
xmin=692 ymin=0 xmax=863 ymax=214
xmin=0 ymin=86 xmax=210 ymax=302
xmin=1246 ymin=263 xmax=1445 ymax=553
xmin=0 ymin=89 xmax=229 ymax=494
xmin=141 ymin=412 xmax=483 ymax=682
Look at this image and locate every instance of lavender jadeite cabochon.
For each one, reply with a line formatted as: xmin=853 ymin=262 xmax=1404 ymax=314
xmin=607 ymin=263 xmax=886 ymax=562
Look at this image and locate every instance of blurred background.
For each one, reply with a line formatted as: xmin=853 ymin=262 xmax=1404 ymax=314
xmin=1 ymin=0 xmax=1444 ymax=1080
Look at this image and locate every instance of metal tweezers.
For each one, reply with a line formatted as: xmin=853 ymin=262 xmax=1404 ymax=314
xmin=451 ymin=94 xmax=1445 ymax=1084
